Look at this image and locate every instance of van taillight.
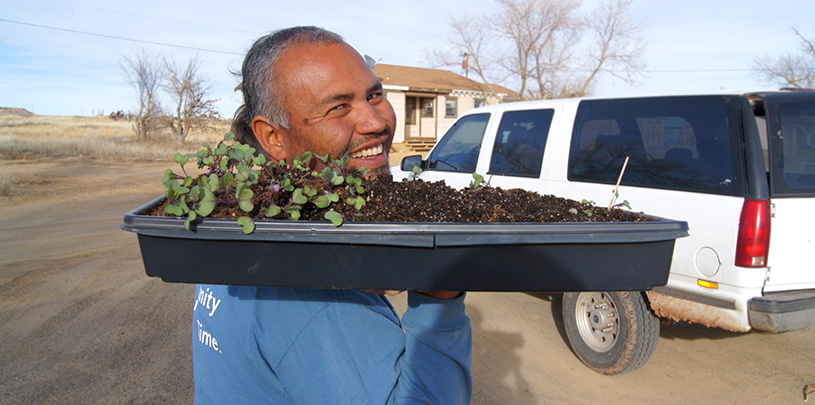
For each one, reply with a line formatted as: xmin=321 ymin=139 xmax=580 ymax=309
xmin=735 ymin=199 xmax=771 ymax=267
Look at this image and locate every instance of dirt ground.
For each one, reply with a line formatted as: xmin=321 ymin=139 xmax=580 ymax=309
xmin=1 ymin=157 xmax=813 ymax=403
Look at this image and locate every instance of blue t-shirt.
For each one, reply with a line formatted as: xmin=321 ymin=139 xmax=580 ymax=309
xmin=192 ymin=286 xmax=472 ymax=404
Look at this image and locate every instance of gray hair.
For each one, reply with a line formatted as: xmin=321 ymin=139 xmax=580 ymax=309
xmin=232 ymin=26 xmax=344 ymax=150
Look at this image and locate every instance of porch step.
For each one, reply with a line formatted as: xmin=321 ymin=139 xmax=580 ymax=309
xmin=404 ymin=138 xmax=437 ymax=152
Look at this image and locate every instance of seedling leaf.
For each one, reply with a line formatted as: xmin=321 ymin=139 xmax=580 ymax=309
xmin=184 ymin=211 xmax=197 ymax=230
xmin=324 ymin=210 xmax=343 ymax=226
xmin=286 ymin=207 xmax=301 ymax=220
xmin=292 ymin=188 xmax=308 ymax=205
xmin=165 ymin=203 xmax=184 ymax=216
xmin=238 ymin=188 xmax=254 ymax=212
xmin=313 ymin=195 xmax=330 ymax=208
xmin=174 ymin=153 xmax=190 ymax=166
xmin=264 ymin=205 xmax=281 ymax=218
xmin=237 ymin=216 xmax=255 ymax=234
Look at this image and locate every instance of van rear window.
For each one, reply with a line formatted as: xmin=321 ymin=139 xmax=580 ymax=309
xmin=766 ymin=98 xmax=815 ymax=196
xmin=568 ymin=97 xmax=744 ymax=196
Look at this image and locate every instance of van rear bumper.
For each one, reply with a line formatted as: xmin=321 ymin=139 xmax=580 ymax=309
xmin=748 ymin=290 xmax=815 ymax=332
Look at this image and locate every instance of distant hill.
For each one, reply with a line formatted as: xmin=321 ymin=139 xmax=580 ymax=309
xmin=0 ymin=107 xmax=34 ymax=116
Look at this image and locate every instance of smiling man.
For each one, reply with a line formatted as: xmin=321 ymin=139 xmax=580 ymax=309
xmin=191 ymin=27 xmax=472 ymax=404
xmin=232 ymin=27 xmax=394 ymax=175
xmin=248 ymin=39 xmax=394 ymax=173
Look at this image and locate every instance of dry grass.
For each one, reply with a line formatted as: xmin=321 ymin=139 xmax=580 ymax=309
xmin=0 ymin=176 xmax=11 ymax=197
xmin=0 ymin=112 xmax=422 ymax=169
xmin=0 ymin=113 xmax=232 ymax=162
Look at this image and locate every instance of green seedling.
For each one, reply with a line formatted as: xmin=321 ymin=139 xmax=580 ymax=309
xmin=468 ymin=173 xmax=490 ymax=190
xmin=578 ymin=199 xmax=595 ymax=217
xmin=160 ymin=132 xmax=371 ymax=234
xmin=612 ymin=200 xmax=632 ymax=210
xmin=408 ymin=166 xmax=423 ymax=181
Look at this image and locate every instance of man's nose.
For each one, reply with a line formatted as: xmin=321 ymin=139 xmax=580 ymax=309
xmin=355 ymin=102 xmax=387 ymax=135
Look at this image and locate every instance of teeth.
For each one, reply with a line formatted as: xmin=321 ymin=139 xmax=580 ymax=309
xmin=349 ymin=144 xmax=383 ymax=159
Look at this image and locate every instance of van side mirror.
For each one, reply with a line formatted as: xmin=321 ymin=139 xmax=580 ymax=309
xmin=401 ymin=155 xmax=425 ymax=172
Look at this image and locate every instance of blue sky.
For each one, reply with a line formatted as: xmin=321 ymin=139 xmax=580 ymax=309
xmin=1 ymin=0 xmax=813 ymax=117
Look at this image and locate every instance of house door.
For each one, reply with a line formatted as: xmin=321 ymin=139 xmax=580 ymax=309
xmin=405 ymin=96 xmax=437 ymax=139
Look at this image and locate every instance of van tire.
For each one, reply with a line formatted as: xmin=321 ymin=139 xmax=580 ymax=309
xmin=562 ymin=291 xmax=659 ymax=375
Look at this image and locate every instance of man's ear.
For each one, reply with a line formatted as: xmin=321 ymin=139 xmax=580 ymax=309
xmin=251 ymin=116 xmax=287 ymax=161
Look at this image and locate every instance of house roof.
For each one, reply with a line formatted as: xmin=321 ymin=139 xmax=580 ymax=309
xmin=373 ymin=63 xmax=516 ymax=97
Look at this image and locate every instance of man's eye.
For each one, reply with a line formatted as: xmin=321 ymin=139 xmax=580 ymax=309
xmin=368 ymin=92 xmax=384 ymax=102
xmin=329 ymin=104 xmax=348 ymax=112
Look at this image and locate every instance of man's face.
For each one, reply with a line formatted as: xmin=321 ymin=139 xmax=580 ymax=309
xmin=265 ymin=42 xmax=396 ymax=174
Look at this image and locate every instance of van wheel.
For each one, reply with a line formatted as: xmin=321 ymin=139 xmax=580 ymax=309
xmin=562 ymin=291 xmax=659 ymax=375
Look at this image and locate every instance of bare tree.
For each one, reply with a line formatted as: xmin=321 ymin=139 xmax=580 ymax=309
xmin=751 ymin=28 xmax=815 ymax=89
xmin=428 ymin=0 xmax=647 ymax=100
xmin=573 ymin=0 xmax=646 ymax=96
xmin=163 ymin=55 xmax=219 ymax=145
xmin=427 ymin=15 xmax=501 ymax=94
xmin=497 ymin=0 xmax=582 ymax=100
xmin=121 ymin=48 xmax=163 ymax=140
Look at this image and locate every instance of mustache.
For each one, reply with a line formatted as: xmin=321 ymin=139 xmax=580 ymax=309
xmin=346 ymin=127 xmax=394 ymax=154
xmin=371 ymin=126 xmax=393 ymax=140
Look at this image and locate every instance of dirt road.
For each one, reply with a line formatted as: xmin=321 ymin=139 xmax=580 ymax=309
xmin=1 ymin=158 xmax=812 ymax=403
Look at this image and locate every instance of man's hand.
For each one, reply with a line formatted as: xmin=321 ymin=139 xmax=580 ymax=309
xmin=365 ymin=290 xmax=404 ymax=296
xmin=418 ymin=291 xmax=463 ymax=300
xmin=366 ymin=290 xmax=462 ymax=300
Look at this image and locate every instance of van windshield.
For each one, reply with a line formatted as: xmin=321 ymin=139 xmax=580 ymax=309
xmin=766 ymin=95 xmax=815 ymax=196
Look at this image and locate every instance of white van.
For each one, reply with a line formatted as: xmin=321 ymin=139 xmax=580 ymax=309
xmin=397 ymin=90 xmax=815 ymax=375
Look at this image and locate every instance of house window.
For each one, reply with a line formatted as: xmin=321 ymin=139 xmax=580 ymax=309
xmin=421 ymin=98 xmax=434 ymax=118
xmin=445 ymin=97 xmax=458 ymax=117
xmin=474 ymin=98 xmax=486 ymax=108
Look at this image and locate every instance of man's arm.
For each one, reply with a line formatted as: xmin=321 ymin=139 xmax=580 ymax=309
xmin=390 ymin=291 xmax=473 ymax=404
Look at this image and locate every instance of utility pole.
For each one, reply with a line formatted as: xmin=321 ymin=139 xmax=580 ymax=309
xmin=461 ymin=52 xmax=469 ymax=78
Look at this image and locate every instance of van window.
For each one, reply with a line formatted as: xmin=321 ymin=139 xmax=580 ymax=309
xmin=568 ymin=97 xmax=744 ymax=196
xmin=488 ymin=109 xmax=553 ymax=177
xmin=426 ymin=113 xmax=490 ymax=173
xmin=767 ymin=99 xmax=815 ymax=195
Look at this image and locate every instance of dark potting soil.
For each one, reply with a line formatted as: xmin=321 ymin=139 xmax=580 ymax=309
xmin=155 ymin=167 xmax=650 ymax=223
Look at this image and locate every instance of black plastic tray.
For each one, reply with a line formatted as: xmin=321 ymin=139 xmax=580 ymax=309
xmin=121 ymin=196 xmax=688 ymax=291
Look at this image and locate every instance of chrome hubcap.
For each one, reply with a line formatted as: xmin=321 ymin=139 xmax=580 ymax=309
xmin=574 ymin=292 xmax=619 ymax=352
